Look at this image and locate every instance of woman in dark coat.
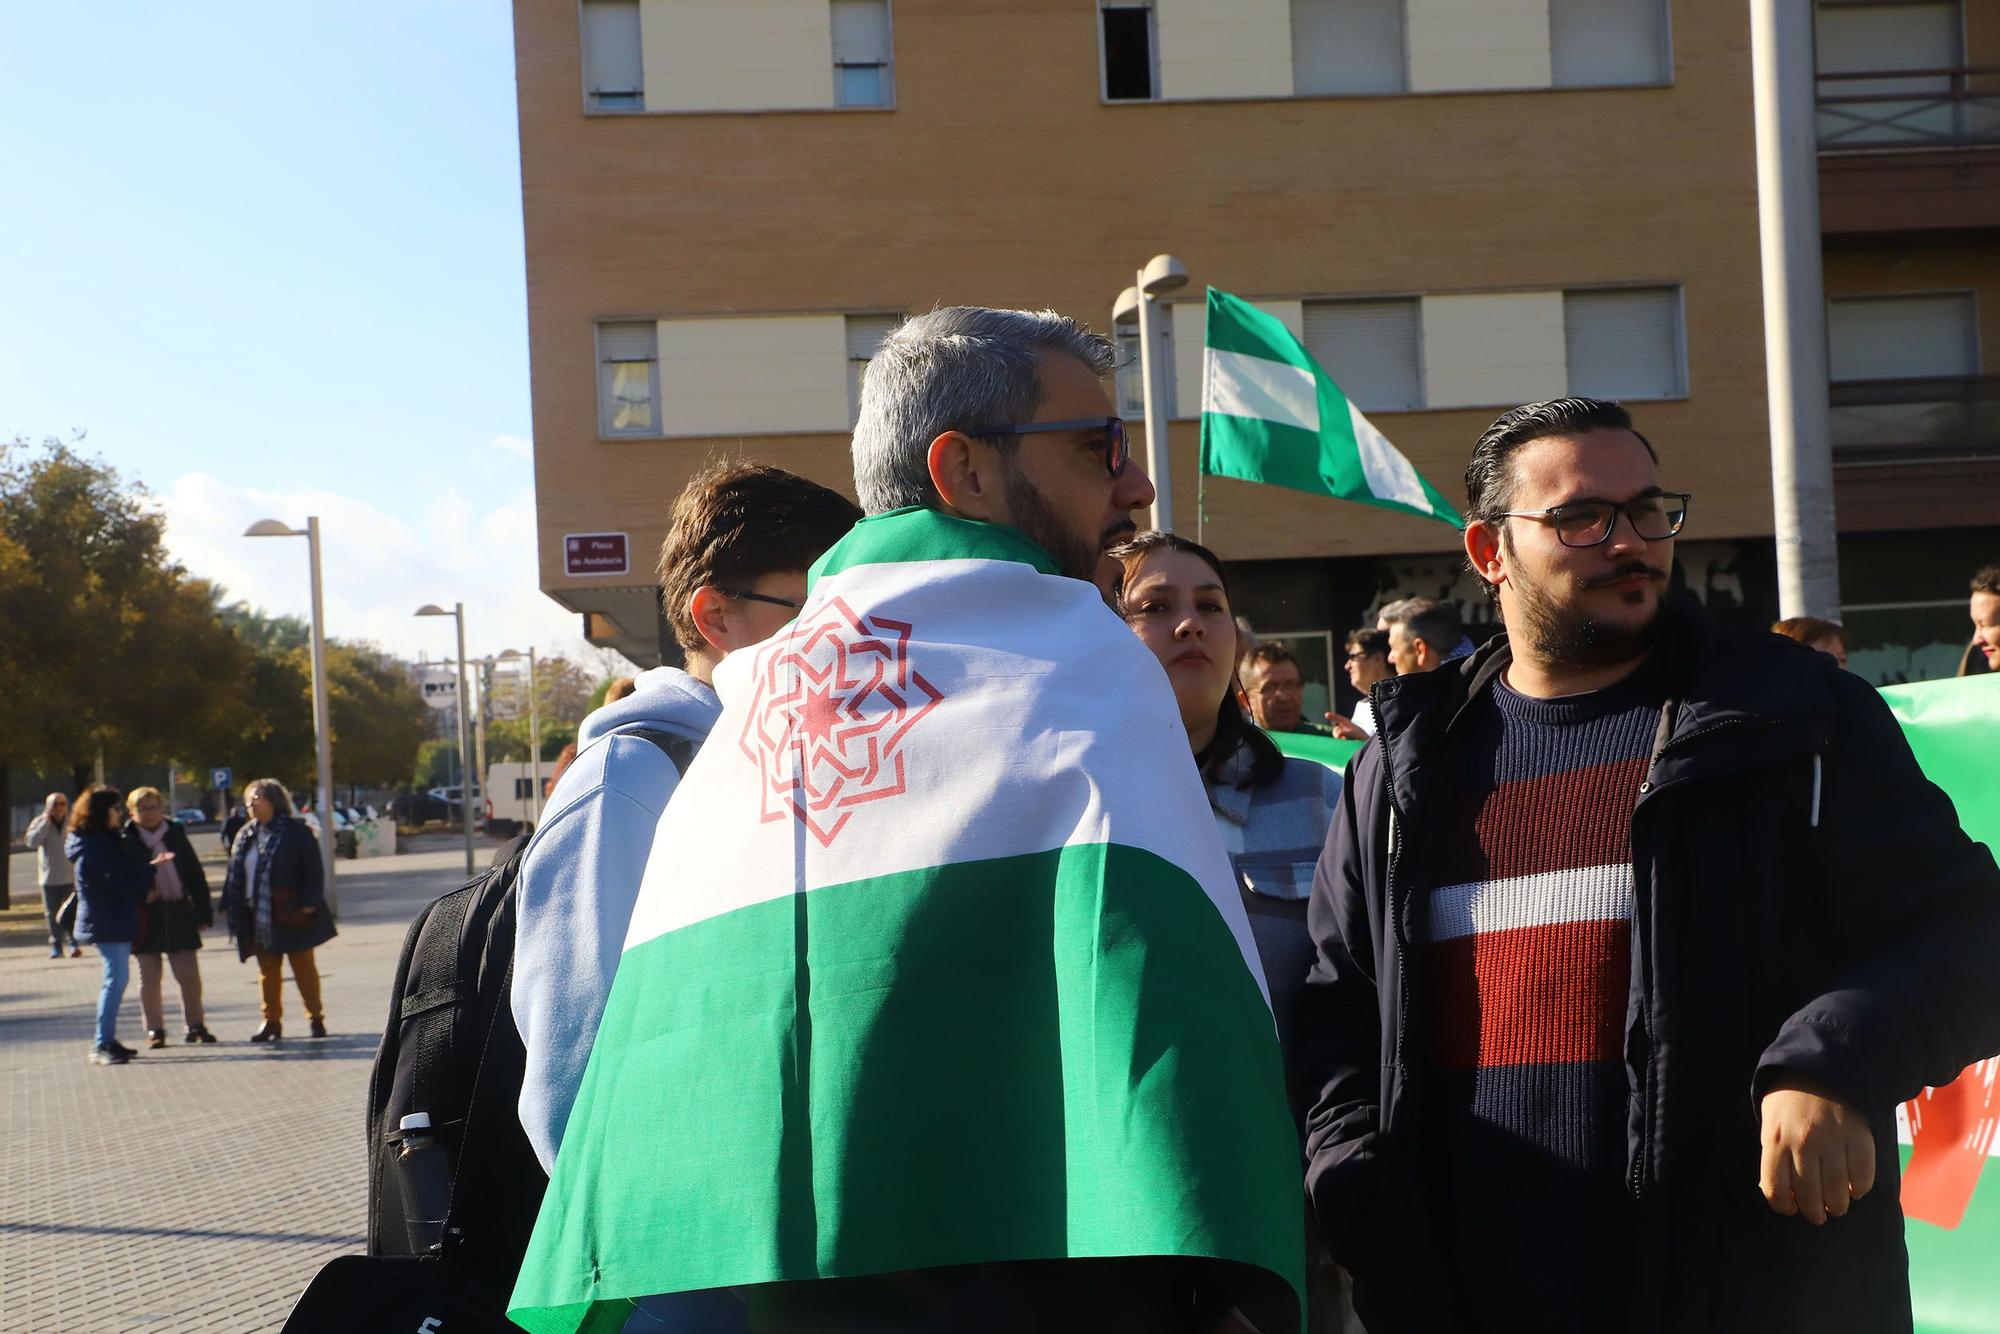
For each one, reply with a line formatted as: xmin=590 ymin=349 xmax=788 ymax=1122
xmin=66 ymin=785 xmax=168 ymax=1066
xmin=220 ymin=778 xmax=336 ymax=1041
xmin=121 ymin=786 xmax=217 ymax=1047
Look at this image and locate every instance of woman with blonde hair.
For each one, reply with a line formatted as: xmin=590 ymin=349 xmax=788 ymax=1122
xmin=220 ymin=778 xmax=336 ymax=1041
xmin=121 ymin=787 xmax=217 ymax=1046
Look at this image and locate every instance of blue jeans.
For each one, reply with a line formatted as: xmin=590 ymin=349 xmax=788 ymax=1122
xmin=95 ymin=942 xmax=132 ymax=1049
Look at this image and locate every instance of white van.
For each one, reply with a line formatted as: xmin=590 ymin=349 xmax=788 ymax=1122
xmin=485 ymin=763 xmax=546 ymax=838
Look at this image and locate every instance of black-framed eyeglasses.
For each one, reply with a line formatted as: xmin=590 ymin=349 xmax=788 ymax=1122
xmin=717 ymin=588 xmax=804 ymax=611
xmin=1498 ymin=492 xmax=1690 ymax=548
xmin=962 ymin=416 xmax=1129 ymax=478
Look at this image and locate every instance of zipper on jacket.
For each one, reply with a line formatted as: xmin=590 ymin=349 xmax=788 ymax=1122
xmin=1387 ymin=804 xmax=1408 ymax=1082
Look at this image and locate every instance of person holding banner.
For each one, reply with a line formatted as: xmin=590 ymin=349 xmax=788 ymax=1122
xmin=1293 ymin=396 xmax=2000 ymax=1334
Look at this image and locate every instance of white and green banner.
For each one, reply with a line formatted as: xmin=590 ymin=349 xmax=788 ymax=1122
xmin=1200 ymin=286 xmax=1464 ymax=527
xmin=509 ymin=508 xmax=1305 ymax=1333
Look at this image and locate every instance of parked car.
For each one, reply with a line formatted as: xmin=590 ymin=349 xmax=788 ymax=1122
xmin=174 ymin=808 xmax=211 ymax=826
xmin=298 ymin=807 xmax=360 ymax=860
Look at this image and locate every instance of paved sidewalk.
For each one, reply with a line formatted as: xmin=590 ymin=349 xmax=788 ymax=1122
xmin=0 ymin=835 xmax=497 ymax=1332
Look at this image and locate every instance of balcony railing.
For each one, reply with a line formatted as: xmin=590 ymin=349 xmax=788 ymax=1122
xmin=1816 ymin=65 xmax=2000 ymax=150
xmin=1829 ymin=375 xmax=2000 ymax=462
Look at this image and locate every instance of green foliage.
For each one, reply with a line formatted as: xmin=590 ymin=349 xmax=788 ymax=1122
xmin=485 ymin=716 xmax=578 ymax=764
xmin=414 ymin=738 xmax=467 ymax=789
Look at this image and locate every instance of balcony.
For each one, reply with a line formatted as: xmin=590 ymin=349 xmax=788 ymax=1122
xmin=1817 ymin=65 xmax=2000 ymax=151
xmin=1830 ymin=375 xmax=2000 ymax=531
xmin=1815 ymin=65 xmax=2000 ymax=233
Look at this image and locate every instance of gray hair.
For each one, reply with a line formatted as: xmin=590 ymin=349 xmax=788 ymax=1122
xmin=851 ymin=306 xmax=1116 ymax=514
xmin=1381 ymin=596 xmax=1462 ymax=653
xmin=245 ymin=777 xmax=294 ymax=818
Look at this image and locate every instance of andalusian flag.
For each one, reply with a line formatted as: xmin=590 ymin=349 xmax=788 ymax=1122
xmin=1201 ymin=286 xmax=1463 ymax=527
xmin=1882 ymin=674 xmax=2000 ymax=1334
xmin=509 ymin=508 xmax=1305 ymax=1333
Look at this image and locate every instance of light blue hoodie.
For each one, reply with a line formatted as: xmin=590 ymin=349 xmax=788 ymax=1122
xmin=512 ymin=665 xmax=721 ymax=1173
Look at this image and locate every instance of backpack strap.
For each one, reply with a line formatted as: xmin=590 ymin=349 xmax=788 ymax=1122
xmin=616 ymin=725 xmax=699 ymax=775
xmin=394 ymin=879 xmax=480 ymax=1140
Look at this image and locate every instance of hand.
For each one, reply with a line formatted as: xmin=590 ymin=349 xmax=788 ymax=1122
xmin=1324 ymin=712 xmax=1368 ymax=741
xmin=1758 ymin=1076 xmax=1876 ymax=1224
xmin=150 ymin=851 xmax=175 ymax=866
xmin=44 ymin=795 xmax=63 ymax=816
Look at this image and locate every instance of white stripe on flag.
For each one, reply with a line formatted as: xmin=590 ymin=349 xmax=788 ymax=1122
xmin=1349 ymin=403 xmax=1434 ymax=516
xmin=1430 ymin=863 xmax=1632 ymax=943
xmin=1204 ymin=348 xmax=1320 ymax=433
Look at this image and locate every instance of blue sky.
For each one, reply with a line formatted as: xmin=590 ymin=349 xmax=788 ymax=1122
xmin=0 ymin=4 xmax=616 ymax=666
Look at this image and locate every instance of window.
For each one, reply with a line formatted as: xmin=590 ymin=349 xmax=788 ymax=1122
xmin=1115 ymin=321 xmax=1174 ymax=417
xmin=1549 ymin=0 xmax=1669 ymax=87
xmin=1290 ymin=0 xmax=1407 ymax=95
xmin=1815 ymin=2 xmax=1963 ymax=146
xmin=1101 ymin=4 xmax=1156 ymax=101
xmin=1303 ymin=299 xmax=1423 ymax=411
xmin=832 ymin=0 xmax=893 ymax=108
xmin=1563 ymin=288 xmax=1685 ymax=400
xmin=515 ymin=777 xmax=534 ymax=801
xmin=1827 ymin=294 xmax=1977 ymax=381
xmin=598 ymin=322 xmax=660 ymax=436
xmin=581 ymin=0 xmax=644 ymax=111
xmin=846 ymin=314 xmax=902 ymax=422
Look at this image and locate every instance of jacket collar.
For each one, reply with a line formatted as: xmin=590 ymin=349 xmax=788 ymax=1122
xmin=1370 ymin=593 xmax=1839 ymax=810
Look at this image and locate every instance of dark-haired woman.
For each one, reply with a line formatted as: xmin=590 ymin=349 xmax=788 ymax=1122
xmin=1114 ymin=532 xmax=1354 ymax=1332
xmin=221 ymin=778 xmax=336 ymax=1041
xmin=66 ymin=785 xmax=170 ymax=1066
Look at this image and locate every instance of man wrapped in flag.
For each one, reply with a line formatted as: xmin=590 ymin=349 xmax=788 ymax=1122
xmin=510 ymin=307 xmax=1306 ymax=1334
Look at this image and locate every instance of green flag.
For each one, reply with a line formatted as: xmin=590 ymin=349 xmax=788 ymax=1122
xmin=1200 ymin=287 xmax=1463 ymax=527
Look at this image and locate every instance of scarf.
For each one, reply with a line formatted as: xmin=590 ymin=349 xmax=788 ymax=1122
xmin=136 ymin=822 xmax=184 ymax=901
xmin=251 ymin=821 xmax=277 ymax=949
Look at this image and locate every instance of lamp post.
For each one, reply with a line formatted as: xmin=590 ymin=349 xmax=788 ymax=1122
xmin=498 ymin=647 xmax=542 ymax=826
xmin=1113 ymin=254 xmax=1188 ymax=533
xmin=416 ymin=603 xmax=476 ymax=875
xmin=245 ymin=517 xmax=338 ymax=912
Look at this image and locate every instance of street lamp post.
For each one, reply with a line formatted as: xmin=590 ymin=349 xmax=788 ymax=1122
xmin=1114 ymin=254 xmax=1189 ymax=533
xmin=245 ymin=517 xmax=338 ymax=913
xmin=416 ymin=603 xmax=477 ymax=876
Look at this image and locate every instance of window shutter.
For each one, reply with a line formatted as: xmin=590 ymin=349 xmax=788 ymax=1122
xmin=831 ymin=0 xmax=890 ymax=65
xmin=1549 ymin=0 xmax=1668 ymax=87
xmin=1827 ymin=295 xmax=1977 ymax=382
xmin=1303 ymin=299 xmax=1422 ymax=411
xmin=845 ymin=314 xmax=900 ymax=360
xmin=1563 ymin=289 xmax=1685 ymax=400
xmin=1290 ymin=0 xmax=1407 ymax=96
xmin=581 ymin=1 xmax=644 ymax=98
xmin=599 ymin=321 xmax=657 ymax=362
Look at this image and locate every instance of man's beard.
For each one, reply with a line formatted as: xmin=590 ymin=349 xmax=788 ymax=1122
xmin=1001 ymin=464 xmax=1129 ymax=586
xmin=1509 ymin=556 xmax=1667 ymax=673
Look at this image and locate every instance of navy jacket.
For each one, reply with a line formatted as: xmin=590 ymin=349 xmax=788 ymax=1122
xmin=1292 ymin=597 xmax=2000 ymax=1334
xmin=221 ymin=816 xmax=336 ymax=958
xmin=66 ymin=828 xmax=154 ymax=946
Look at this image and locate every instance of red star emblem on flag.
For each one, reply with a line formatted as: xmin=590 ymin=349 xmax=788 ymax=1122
xmin=737 ymin=595 xmax=945 ymax=847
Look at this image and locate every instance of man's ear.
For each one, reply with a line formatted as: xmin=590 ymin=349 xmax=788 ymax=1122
xmin=687 ymin=585 xmax=733 ymax=654
xmin=1464 ymin=517 xmax=1507 ymax=594
xmin=927 ymin=431 xmax=1003 ymax=521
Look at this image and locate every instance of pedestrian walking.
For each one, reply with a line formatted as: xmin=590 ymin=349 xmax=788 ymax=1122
xmin=220 ymin=803 xmax=248 ymax=854
xmin=67 ymin=785 xmax=169 ymax=1066
xmin=121 ymin=787 xmax=217 ymax=1046
xmin=1293 ymin=396 xmax=2000 ymax=1334
xmin=24 ymin=791 xmax=80 ymax=958
xmin=220 ymin=778 xmax=335 ymax=1041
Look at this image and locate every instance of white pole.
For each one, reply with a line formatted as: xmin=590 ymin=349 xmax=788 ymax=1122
xmin=527 ymin=648 xmax=542 ymax=827
xmin=305 ymin=517 xmax=339 ymax=914
xmin=1750 ymin=0 xmax=1841 ymax=619
xmin=454 ymin=607 xmax=475 ymax=876
xmin=1135 ymin=274 xmax=1174 ymax=532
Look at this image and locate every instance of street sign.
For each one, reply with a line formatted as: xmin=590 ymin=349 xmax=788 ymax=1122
xmin=564 ymin=531 xmax=630 ymax=577
xmin=420 ymin=670 xmax=458 ymax=711
xmin=211 ymin=767 xmax=232 ymax=790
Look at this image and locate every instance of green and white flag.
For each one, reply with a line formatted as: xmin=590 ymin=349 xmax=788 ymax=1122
xmin=509 ymin=508 xmax=1305 ymax=1333
xmin=1201 ymin=286 xmax=1464 ymax=527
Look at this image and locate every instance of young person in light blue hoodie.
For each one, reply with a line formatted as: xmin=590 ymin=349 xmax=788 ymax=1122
xmin=512 ymin=462 xmax=861 ymax=1173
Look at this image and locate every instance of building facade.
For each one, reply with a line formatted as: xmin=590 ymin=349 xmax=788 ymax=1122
xmin=515 ymin=0 xmax=1998 ymax=709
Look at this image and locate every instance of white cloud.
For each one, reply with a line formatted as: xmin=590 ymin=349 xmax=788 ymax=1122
xmin=155 ymin=471 xmax=639 ymax=675
xmin=487 ymin=433 xmax=533 ymax=461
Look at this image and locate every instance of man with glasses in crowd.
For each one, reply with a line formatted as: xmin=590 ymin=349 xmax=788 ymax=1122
xmin=1326 ymin=628 xmax=1392 ymax=739
xmin=1239 ymin=642 xmax=1330 ymax=736
xmin=1293 ymin=396 xmax=2000 ymax=1334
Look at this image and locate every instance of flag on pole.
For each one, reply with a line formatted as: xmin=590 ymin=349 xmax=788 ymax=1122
xmin=1201 ymin=286 xmax=1464 ymax=527
xmin=508 ymin=507 xmax=1305 ymax=1333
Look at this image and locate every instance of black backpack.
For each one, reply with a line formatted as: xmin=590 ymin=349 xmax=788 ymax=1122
xmin=364 ymin=727 xmax=696 ymax=1314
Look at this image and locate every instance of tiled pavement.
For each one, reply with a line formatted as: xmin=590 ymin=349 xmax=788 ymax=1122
xmin=0 ymin=834 xmax=498 ymax=1332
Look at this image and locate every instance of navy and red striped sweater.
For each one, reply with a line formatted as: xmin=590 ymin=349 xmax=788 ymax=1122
xmin=1419 ymin=660 xmax=1664 ymax=1332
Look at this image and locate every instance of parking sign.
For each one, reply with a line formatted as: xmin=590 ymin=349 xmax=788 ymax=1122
xmin=211 ymin=767 xmax=233 ymax=790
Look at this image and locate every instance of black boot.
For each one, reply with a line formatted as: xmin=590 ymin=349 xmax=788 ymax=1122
xmin=250 ymin=1021 xmax=283 ymax=1043
xmin=146 ymin=1029 xmax=168 ymax=1049
xmin=309 ymin=1017 xmax=327 ymax=1038
xmin=184 ymin=1025 xmax=218 ymax=1044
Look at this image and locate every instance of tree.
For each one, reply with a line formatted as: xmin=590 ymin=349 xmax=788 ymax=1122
xmin=326 ymin=641 xmax=429 ymax=788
